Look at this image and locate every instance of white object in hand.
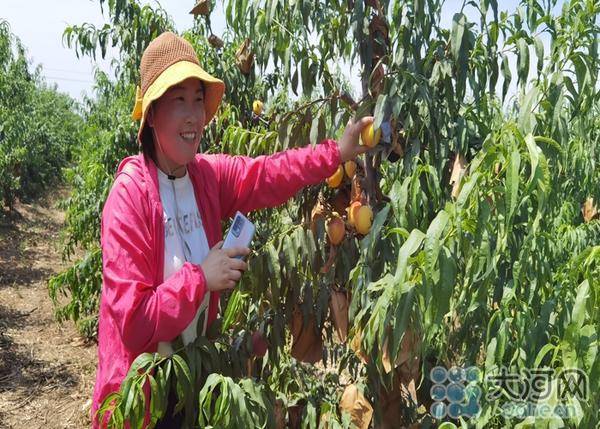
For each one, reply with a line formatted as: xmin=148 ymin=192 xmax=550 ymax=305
xmin=222 ymin=211 xmax=255 ymax=258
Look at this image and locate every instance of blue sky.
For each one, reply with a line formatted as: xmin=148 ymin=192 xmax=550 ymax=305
xmin=1 ymin=0 xmax=564 ymax=102
xmin=2 ymin=0 xmax=227 ymax=100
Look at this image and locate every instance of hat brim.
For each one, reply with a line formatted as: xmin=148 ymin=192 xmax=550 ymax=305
xmin=135 ymin=60 xmax=225 ymax=143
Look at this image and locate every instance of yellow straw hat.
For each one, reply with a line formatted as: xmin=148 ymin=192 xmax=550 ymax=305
xmin=132 ymin=31 xmax=225 ymax=144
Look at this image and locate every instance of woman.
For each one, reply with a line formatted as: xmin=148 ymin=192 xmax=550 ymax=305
xmin=91 ymin=31 xmax=373 ymax=427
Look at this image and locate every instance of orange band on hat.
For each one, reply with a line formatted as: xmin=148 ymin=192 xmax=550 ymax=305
xmin=132 ymin=86 xmax=143 ymax=120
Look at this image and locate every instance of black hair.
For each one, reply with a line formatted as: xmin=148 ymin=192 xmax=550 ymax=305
xmin=141 ymin=122 xmax=157 ymax=164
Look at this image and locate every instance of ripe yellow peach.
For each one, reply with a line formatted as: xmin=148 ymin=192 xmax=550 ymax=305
xmin=326 ymin=213 xmax=345 ymax=245
xmin=344 ymin=160 xmax=357 ymax=179
xmin=252 ymin=100 xmax=263 ymax=116
xmin=346 ymin=201 xmax=362 ymax=227
xmin=355 ymin=205 xmax=373 ymax=235
xmin=360 ymin=123 xmax=381 ymax=148
xmin=326 ymin=165 xmax=344 ymax=188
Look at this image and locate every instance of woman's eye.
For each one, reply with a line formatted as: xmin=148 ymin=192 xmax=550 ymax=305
xmin=196 ymin=97 xmax=204 ymax=102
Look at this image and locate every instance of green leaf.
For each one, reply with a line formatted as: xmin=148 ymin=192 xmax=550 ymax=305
xmin=96 ymin=392 xmax=120 ymax=427
xmin=534 ymin=36 xmax=544 ymax=73
xmin=501 ymin=54 xmax=512 ymax=101
xmin=390 ymin=286 xmax=415 ymax=364
xmin=301 ymin=57 xmax=310 ymax=94
xmin=517 ymin=38 xmax=529 ymax=86
xmin=457 ymin=172 xmax=479 ymax=209
xmin=489 ymin=21 xmax=499 ymax=44
xmin=172 ymin=354 xmax=192 ymax=413
xmin=518 ymin=86 xmax=540 ymax=133
xmin=571 ymin=280 xmax=590 ymax=330
xmin=534 ymin=343 xmax=556 ymax=368
xmin=390 ymin=177 xmax=411 ymax=224
xmin=505 ymin=147 xmax=521 ymax=224
xmin=310 ymin=114 xmax=320 ymax=146
xmin=123 ymin=379 xmax=138 ymax=420
xmin=533 ymin=136 xmax=563 ymax=155
xmin=485 ymin=338 xmax=498 ymax=371
xmin=424 ymin=209 xmax=449 ymax=276
xmin=373 ymin=93 xmax=388 ymax=130
xmin=317 ymin=115 xmax=326 ymax=145
xmin=267 ymin=242 xmax=281 ymax=302
xmin=148 ymin=375 xmax=162 ymax=424
xmin=571 ymin=51 xmax=590 ymax=94
xmin=126 ymin=353 xmax=154 ymax=378
xmin=435 ymin=248 xmax=456 ymax=323
xmin=360 ymin=205 xmax=390 ymax=255
xmin=291 ymin=67 xmax=299 ymax=95
xmin=451 ymin=13 xmax=466 ymax=61
xmin=524 ymin=134 xmax=540 ymax=186
xmin=394 ymin=228 xmax=426 ymax=281
xmin=222 ymin=289 xmax=244 ymax=331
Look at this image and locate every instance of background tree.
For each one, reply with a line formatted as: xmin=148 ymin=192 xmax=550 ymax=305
xmin=0 ymin=20 xmax=83 ymax=211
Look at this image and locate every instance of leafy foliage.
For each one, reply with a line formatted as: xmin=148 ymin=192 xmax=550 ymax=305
xmin=0 ymin=20 xmax=83 ymax=210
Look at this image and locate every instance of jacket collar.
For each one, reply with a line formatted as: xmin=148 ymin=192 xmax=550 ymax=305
xmin=115 ymin=153 xmax=217 ymax=245
xmin=115 ymin=154 xmax=162 ymax=209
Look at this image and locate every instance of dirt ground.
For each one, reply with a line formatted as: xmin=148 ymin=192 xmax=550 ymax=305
xmin=0 ymin=188 xmax=96 ymax=428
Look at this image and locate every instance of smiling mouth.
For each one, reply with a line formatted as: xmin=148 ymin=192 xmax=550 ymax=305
xmin=180 ymin=132 xmax=198 ymax=142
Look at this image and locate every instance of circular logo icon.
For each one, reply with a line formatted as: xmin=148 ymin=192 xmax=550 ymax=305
xmin=465 ymin=366 xmax=482 ymax=383
xmin=462 ymin=398 xmax=482 ymax=418
xmin=438 ymin=423 xmax=458 ymax=429
xmin=430 ymin=366 xmax=448 ymax=384
xmin=430 ymin=401 xmax=447 ymax=419
xmin=430 ymin=384 xmax=447 ymax=401
xmin=447 ymin=382 xmax=466 ymax=403
xmin=464 ymin=384 xmax=482 ymax=401
xmin=447 ymin=402 xmax=462 ymax=419
xmin=448 ymin=366 xmax=466 ymax=383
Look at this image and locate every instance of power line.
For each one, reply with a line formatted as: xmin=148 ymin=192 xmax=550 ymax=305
xmin=44 ymin=67 xmax=93 ymax=75
xmin=44 ymin=75 xmax=94 ymax=84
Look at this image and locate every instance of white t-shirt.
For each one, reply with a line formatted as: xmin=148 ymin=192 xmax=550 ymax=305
xmin=156 ymin=168 xmax=210 ymax=356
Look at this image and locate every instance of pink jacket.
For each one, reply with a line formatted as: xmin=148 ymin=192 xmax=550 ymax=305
xmin=91 ymin=139 xmax=341 ymax=427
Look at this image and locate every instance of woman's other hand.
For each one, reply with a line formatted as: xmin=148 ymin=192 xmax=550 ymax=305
xmin=337 ymin=116 xmax=375 ymax=163
xmin=201 ymin=241 xmax=250 ymax=291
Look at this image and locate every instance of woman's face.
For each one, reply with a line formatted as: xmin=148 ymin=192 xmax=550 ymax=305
xmin=147 ymin=77 xmax=206 ymax=174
